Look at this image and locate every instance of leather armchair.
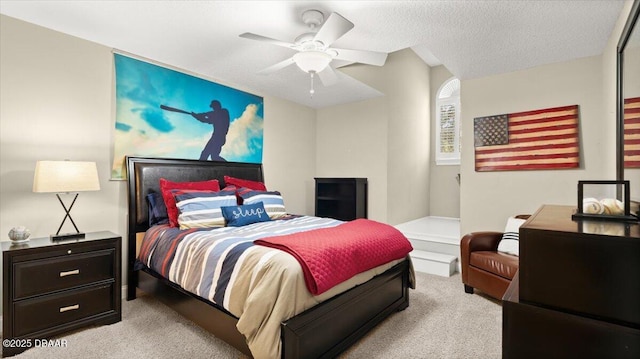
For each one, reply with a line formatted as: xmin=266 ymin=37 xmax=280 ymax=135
xmin=460 ymin=215 xmax=529 ymax=300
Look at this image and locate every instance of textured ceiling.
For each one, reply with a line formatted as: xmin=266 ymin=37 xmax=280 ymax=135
xmin=0 ymin=1 xmax=626 ymax=109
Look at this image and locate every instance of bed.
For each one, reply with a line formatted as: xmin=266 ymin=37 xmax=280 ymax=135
xmin=126 ymin=156 xmax=413 ymax=359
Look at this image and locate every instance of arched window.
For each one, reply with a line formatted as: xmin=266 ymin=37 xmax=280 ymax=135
xmin=435 ymin=78 xmax=460 ymax=165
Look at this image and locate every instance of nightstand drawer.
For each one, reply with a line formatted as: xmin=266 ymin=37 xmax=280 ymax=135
xmin=13 ymin=249 xmax=115 ymax=299
xmin=13 ymin=283 xmax=115 ymax=337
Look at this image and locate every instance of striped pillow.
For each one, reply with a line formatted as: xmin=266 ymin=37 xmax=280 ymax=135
xmin=160 ymin=178 xmax=220 ymax=227
xmin=222 ymin=185 xmax=254 ymax=204
xmin=497 ymin=217 xmax=526 ymax=256
xmin=240 ymin=190 xmax=287 ymax=219
xmin=173 ymin=190 xmax=237 ymax=229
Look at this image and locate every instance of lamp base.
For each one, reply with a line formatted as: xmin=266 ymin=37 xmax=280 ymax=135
xmin=51 ymin=232 xmax=85 ymax=241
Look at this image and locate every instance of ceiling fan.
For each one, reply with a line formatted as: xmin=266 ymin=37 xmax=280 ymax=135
xmin=239 ymin=9 xmax=388 ymax=95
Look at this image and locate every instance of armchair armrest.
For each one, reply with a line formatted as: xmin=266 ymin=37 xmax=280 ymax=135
xmin=461 ymin=231 xmax=504 ymax=253
xmin=460 ymin=231 xmax=503 ymax=283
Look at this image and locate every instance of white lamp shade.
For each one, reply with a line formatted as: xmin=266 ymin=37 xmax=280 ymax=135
xmin=293 ymin=51 xmax=332 ymax=73
xmin=33 ymin=160 xmax=100 ymax=193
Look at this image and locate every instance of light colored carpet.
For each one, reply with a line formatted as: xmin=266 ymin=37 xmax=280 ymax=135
xmin=11 ymin=272 xmax=501 ymax=358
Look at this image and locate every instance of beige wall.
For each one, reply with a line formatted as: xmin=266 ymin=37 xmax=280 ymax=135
xmin=316 ymin=98 xmax=388 ymax=220
xmin=0 ymin=16 xmax=317 ymax=286
xmin=385 ymin=49 xmax=431 ymax=225
xmin=262 ymin=96 xmax=316 ymax=215
xmin=460 ymin=55 xmax=606 ymax=234
xmin=0 ymin=15 xmax=121 ymax=239
xmin=317 ymin=49 xmax=431 ymax=224
xmin=458 ymin=0 xmax=637 ymax=234
xmin=458 ymin=1 xmax=637 ymax=234
xmin=624 ymin=45 xmax=640 ymax=104
xmin=429 ymin=65 xmax=460 ymax=218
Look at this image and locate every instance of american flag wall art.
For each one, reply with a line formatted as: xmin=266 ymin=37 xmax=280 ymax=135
xmin=625 ymin=97 xmax=640 ymax=168
xmin=474 ymin=105 xmax=580 ymax=172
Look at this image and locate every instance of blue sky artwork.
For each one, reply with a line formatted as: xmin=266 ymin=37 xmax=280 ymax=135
xmin=112 ymin=54 xmax=264 ymax=179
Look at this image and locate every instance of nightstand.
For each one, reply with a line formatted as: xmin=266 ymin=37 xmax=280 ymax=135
xmin=2 ymin=231 xmax=121 ymax=357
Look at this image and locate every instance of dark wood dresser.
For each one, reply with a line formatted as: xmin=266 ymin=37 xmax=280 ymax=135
xmin=503 ymin=205 xmax=640 ymax=359
xmin=314 ymin=177 xmax=367 ymax=221
xmin=2 ymin=231 xmax=121 ymax=357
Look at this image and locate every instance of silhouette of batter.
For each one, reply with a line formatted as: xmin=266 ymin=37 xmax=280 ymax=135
xmin=191 ymin=100 xmax=230 ymax=161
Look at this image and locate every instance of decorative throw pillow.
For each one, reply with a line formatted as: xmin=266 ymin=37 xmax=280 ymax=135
xmin=240 ymin=190 xmax=287 ymax=219
xmin=497 ymin=216 xmax=527 ymax=256
xmin=223 ymin=175 xmax=267 ymax=191
xmin=173 ymin=190 xmax=236 ymax=229
xmin=146 ymin=192 xmax=169 ymax=227
xmin=221 ymin=202 xmax=271 ymax=227
xmin=159 ymin=178 xmax=220 ymax=227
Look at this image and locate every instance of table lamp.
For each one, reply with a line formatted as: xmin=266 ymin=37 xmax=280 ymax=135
xmin=33 ymin=160 xmax=100 ymax=240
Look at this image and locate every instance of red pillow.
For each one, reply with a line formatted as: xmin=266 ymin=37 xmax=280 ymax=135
xmin=223 ymin=175 xmax=266 ymax=191
xmin=159 ymin=178 xmax=220 ymax=227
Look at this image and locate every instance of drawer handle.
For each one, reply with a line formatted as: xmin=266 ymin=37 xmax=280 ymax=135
xmin=59 ymin=304 xmax=80 ymax=313
xmin=59 ymin=269 xmax=80 ymax=277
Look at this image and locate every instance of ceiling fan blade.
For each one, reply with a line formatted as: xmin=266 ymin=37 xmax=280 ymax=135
xmin=313 ymin=12 xmax=354 ymax=48
xmin=332 ymin=48 xmax=388 ymax=66
xmin=257 ymin=57 xmax=296 ymax=75
xmin=317 ymin=66 xmax=338 ymax=86
xmin=239 ymin=32 xmax=296 ymax=49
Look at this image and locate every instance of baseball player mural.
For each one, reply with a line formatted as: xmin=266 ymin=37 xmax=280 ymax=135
xmin=112 ymin=54 xmax=263 ymax=179
xmin=160 ymin=100 xmax=231 ymax=161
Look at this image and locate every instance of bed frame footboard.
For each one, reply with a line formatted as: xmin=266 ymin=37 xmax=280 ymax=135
xmin=134 ymin=259 xmax=409 ymax=359
xmin=281 ymin=259 xmax=410 ymax=359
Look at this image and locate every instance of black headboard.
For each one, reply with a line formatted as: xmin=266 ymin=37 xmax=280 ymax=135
xmin=125 ymin=156 xmax=263 ymax=299
xmin=126 ymin=156 xmax=264 ymax=232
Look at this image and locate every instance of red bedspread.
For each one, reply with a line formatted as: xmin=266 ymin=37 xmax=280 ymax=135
xmin=254 ymin=218 xmax=413 ymax=295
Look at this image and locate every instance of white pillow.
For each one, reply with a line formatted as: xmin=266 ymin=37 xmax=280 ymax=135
xmin=497 ymin=217 xmax=527 ymax=256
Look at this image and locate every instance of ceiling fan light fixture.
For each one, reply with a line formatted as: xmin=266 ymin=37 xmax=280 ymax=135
xmin=293 ymin=51 xmax=332 ymax=73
